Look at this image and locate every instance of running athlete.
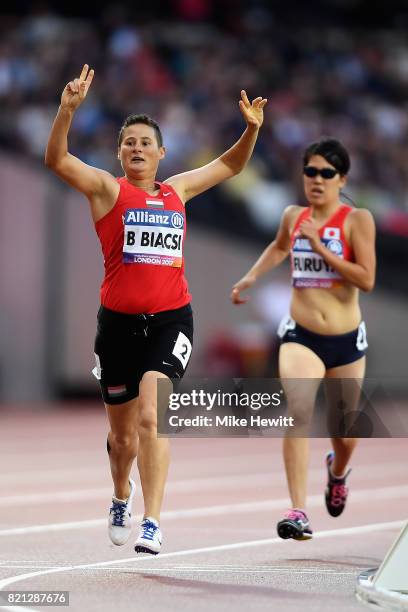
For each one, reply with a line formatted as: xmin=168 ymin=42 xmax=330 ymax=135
xmin=231 ymin=138 xmax=376 ymax=540
xmin=45 ymin=65 xmax=267 ymax=554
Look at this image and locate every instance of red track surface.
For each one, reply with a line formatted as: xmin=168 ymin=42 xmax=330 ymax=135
xmin=0 ymin=405 xmax=406 ymax=611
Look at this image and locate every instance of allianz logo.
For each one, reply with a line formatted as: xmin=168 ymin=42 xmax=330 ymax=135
xmin=125 ymin=209 xmax=184 ymax=229
xmin=293 ymin=238 xmax=312 ymax=250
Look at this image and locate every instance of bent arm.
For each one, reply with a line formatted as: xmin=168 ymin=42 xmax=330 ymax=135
xmin=45 ymin=106 xmax=110 ymax=198
xmin=166 ymin=91 xmax=267 ymax=203
xmin=45 ymin=66 xmax=115 ymax=204
xmin=231 ymin=206 xmax=295 ymax=304
xmin=166 ymin=124 xmax=260 ymax=203
xmin=246 ymin=207 xmax=293 ymax=279
xmin=315 ymin=209 xmax=376 ymax=292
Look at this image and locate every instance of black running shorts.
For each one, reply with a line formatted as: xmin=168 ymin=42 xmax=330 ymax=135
xmin=93 ymin=303 xmax=193 ymax=405
xmin=278 ymin=315 xmax=368 ymax=370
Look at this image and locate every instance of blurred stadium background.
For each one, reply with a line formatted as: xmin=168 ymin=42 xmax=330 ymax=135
xmin=1 ymin=0 xmax=408 ymax=403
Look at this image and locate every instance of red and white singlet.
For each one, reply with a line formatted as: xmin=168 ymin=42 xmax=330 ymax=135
xmin=95 ymin=178 xmax=191 ymax=314
xmin=290 ymin=204 xmax=353 ymax=289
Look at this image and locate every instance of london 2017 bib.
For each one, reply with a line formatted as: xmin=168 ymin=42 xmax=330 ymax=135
xmin=122 ymin=209 xmax=184 ymax=267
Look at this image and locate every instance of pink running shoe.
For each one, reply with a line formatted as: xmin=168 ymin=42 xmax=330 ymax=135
xmin=277 ymin=508 xmax=313 ymax=540
xmin=325 ymin=451 xmax=352 ymax=517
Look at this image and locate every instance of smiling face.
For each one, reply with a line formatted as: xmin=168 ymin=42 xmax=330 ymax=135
xmin=303 ymin=155 xmax=347 ymax=208
xmin=118 ymin=123 xmax=165 ymax=179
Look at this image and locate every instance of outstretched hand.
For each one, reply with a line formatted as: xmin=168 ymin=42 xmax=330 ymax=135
xmin=238 ymin=90 xmax=267 ymax=129
xmin=61 ymin=64 xmax=94 ymax=112
xmin=230 ymin=274 xmax=257 ymax=305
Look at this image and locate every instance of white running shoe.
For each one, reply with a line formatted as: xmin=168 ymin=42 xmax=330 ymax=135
xmin=108 ymin=478 xmax=136 ymax=546
xmin=134 ymin=517 xmax=162 ymax=555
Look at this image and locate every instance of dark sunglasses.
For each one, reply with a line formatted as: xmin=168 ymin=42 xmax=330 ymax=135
xmin=303 ymin=166 xmax=338 ymax=179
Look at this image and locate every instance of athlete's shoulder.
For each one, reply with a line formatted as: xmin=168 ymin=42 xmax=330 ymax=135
xmin=283 ymin=204 xmax=304 ymax=219
xmin=347 ymin=207 xmax=375 ymax=227
xmin=278 ymin=206 xmax=305 ymax=239
xmin=348 ymin=206 xmax=374 ymax=218
xmin=159 ymin=180 xmax=176 ymax=192
xmin=346 ymin=208 xmax=376 ymax=244
xmin=160 ymin=180 xmax=185 ymax=204
xmin=282 ymin=204 xmax=307 ymax=226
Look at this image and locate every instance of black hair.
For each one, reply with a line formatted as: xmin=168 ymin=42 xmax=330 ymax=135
xmin=303 ymin=138 xmax=350 ymax=175
xmin=117 ymin=114 xmax=163 ymax=148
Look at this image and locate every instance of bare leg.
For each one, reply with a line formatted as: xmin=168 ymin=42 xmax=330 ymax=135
xmin=136 ymin=371 xmax=172 ymax=522
xmin=282 ymin=437 xmax=310 ymax=509
xmin=105 ymin=398 xmax=139 ymax=500
xmin=325 ymin=357 xmax=366 ymax=476
xmin=279 ymin=343 xmax=325 ymax=509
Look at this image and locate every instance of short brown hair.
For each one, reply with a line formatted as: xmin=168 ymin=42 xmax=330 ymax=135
xmin=117 ymin=114 xmax=163 ymax=148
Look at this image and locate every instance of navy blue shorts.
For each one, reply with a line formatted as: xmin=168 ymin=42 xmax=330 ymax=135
xmin=93 ymin=303 xmax=193 ymax=405
xmin=278 ymin=316 xmax=367 ymax=370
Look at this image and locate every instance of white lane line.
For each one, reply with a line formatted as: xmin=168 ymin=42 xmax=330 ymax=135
xmin=1 ymin=461 xmax=406 ymax=501
xmin=0 ymin=473 xmax=279 ymax=505
xmin=0 ymin=488 xmax=113 ymax=506
xmin=0 ymin=472 xmax=330 ymax=505
xmin=1 ymin=484 xmax=407 ymax=537
xmin=72 ymin=568 xmax=358 ymax=575
xmin=0 ymin=474 xmax=275 ymax=506
xmin=0 ymin=565 xmax=356 ymax=574
xmin=0 ymin=566 xmax=62 ymax=570
xmin=0 ymin=562 xmax=353 ymax=571
xmin=0 ymin=520 xmax=404 ymax=594
xmin=0 ymin=607 xmax=37 ymax=612
xmin=0 ymin=563 xmax=357 ymax=572
xmin=0 ymin=467 xmax=105 ymax=485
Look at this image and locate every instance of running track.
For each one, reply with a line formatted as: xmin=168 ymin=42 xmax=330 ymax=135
xmin=0 ymin=405 xmax=406 ymax=611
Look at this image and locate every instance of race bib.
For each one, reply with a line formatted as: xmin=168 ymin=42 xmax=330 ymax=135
xmin=277 ymin=315 xmax=296 ymax=339
xmin=292 ymin=237 xmax=343 ymax=288
xmin=123 ymin=208 xmax=184 ymax=267
xmin=172 ymin=332 xmax=192 ymax=369
xmin=356 ymin=321 xmax=368 ymax=351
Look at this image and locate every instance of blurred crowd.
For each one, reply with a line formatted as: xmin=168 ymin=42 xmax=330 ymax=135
xmin=2 ymin=1 xmax=408 ymax=235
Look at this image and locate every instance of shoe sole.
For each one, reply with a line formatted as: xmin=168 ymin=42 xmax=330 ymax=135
xmin=277 ymin=519 xmax=313 ymax=541
xmin=135 ymin=544 xmax=160 ymax=555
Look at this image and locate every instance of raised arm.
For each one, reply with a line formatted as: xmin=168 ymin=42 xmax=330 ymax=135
xmin=45 ymin=64 xmax=117 ymax=214
xmin=165 ymin=91 xmax=267 ymax=203
xmin=231 ymin=206 xmax=297 ymax=305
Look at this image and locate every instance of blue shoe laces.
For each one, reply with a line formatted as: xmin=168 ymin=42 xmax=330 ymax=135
xmin=110 ymin=501 xmax=127 ymax=527
xmin=141 ymin=520 xmax=158 ymax=541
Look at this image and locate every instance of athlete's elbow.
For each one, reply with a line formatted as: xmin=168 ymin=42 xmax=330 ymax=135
xmin=226 ymin=163 xmax=242 ymax=177
xmin=360 ymin=277 xmax=375 ymax=292
xmin=45 ymin=147 xmax=66 ymax=171
xmin=44 ymin=151 xmax=58 ymax=170
xmin=220 ymin=156 xmax=243 ymax=177
xmin=232 ymin=161 xmax=246 ymax=175
xmin=44 ymin=154 xmax=65 ymax=175
xmin=44 ymin=152 xmax=53 ymax=168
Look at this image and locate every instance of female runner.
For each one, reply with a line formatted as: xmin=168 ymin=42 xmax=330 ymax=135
xmin=231 ymin=138 xmax=376 ymax=539
xmin=46 ymin=64 xmax=267 ymax=553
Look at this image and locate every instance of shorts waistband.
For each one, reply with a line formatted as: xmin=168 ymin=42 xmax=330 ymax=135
xmin=294 ymin=320 xmax=362 ymax=340
xmin=98 ymin=302 xmax=192 ymax=324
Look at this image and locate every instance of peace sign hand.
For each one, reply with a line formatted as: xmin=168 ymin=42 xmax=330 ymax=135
xmin=239 ymin=90 xmax=267 ymax=129
xmin=61 ymin=64 xmax=94 ymax=112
